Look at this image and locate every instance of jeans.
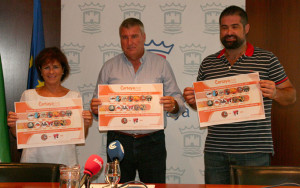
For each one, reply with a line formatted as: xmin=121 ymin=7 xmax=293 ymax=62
xmin=204 ymin=152 xmax=270 ymax=184
xmin=107 ymin=130 xmax=166 ymax=183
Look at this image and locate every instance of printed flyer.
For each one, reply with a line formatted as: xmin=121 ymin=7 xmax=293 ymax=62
xmin=15 ymin=98 xmax=84 ymax=149
xmin=193 ymin=72 xmax=265 ymax=127
xmin=98 ymin=84 xmax=164 ymax=131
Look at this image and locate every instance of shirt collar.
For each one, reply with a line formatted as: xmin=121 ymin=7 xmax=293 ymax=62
xmin=122 ymin=49 xmax=147 ymax=64
xmin=140 ymin=50 xmax=147 ymax=63
xmin=217 ymin=42 xmax=254 ymax=58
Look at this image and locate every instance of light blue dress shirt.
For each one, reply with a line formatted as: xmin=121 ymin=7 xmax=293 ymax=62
xmin=93 ymin=50 xmax=186 ymax=134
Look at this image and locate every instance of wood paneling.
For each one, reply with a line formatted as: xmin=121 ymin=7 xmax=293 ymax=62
xmin=246 ymin=0 xmax=300 ymax=165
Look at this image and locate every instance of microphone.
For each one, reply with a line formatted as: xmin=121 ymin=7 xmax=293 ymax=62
xmin=80 ymin=154 xmax=104 ymax=187
xmin=107 ymin=140 xmax=124 ymax=163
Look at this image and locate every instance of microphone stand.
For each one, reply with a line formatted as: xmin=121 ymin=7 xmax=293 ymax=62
xmin=113 ymin=159 xmax=120 ymax=188
xmin=114 ymin=159 xmax=119 ymax=171
xmin=84 ymin=176 xmax=91 ymax=188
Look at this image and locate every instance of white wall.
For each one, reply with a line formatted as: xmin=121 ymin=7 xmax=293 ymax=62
xmin=61 ymin=0 xmax=245 ymax=184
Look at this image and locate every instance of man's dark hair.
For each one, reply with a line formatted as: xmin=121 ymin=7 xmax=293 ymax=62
xmin=119 ymin=18 xmax=145 ymax=36
xmin=219 ymin=5 xmax=248 ymax=26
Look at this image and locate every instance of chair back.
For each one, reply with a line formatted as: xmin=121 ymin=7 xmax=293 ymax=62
xmin=230 ymin=165 xmax=300 ymax=185
xmin=0 ymin=163 xmax=61 ymax=182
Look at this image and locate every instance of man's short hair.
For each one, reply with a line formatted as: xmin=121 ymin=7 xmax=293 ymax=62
xmin=119 ymin=18 xmax=145 ymax=35
xmin=219 ymin=5 xmax=248 ymax=26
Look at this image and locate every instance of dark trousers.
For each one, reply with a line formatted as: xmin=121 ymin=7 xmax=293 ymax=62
xmin=204 ymin=152 xmax=270 ymax=184
xmin=107 ymin=130 xmax=167 ymax=183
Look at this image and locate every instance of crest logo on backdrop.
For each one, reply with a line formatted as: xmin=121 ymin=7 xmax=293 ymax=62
xmin=75 ymin=147 xmax=85 ymax=175
xmin=120 ymin=3 xmax=145 ymax=19
xmin=166 ymin=167 xmax=185 ymax=184
xmin=62 ymin=43 xmax=85 ymax=74
xmin=160 ymin=3 xmax=186 ymax=34
xmin=199 ymin=169 xmax=205 ymax=178
xmin=100 ymin=133 xmax=107 ymax=156
xmin=78 ymin=84 xmax=95 ymax=110
xmin=180 ymin=44 xmax=206 ymax=76
xmin=200 ymin=3 xmax=226 ymax=34
xmin=179 ymin=125 xmax=205 ymax=157
xmin=62 ymin=0 xmax=245 ymax=184
xmin=144 ymin=40 xmax=174 ymax=59
xmin=98 ymin=44 xmax=122 ymax=65
xmin=79 ymin=3 xmax=105 ymax=34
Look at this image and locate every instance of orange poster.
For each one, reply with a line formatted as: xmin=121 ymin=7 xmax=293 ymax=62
xmin=15 ymin=98 xmax=84 ymax=149
xmin=193 ymin=72 xmax=265 ymax=127
xmin=98 ymin=84 xmax=164 ymax=131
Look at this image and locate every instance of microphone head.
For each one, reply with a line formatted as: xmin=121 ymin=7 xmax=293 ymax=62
xmin=107 ymin=140 xmax=125 ymax=162
xmin=83 ymin=154 xmax=104 ymax=176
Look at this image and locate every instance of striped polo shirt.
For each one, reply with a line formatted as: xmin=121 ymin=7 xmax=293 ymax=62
xmin=197 ymin=42 xmax=288 ymax=153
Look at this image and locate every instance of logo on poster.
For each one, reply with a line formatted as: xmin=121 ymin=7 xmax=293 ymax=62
xmin=79 ymin=2 xmax=105 ymax=34
xmin=38 ymin=101 xmax=59 ymax=107
xmin=180 ymin=44 xmax=206 ymax=76
xmin=120 ymin=85 xmax=142 ymax=91
xmin=119 ymin=3 xmax=145 ymax=20
xmin=62 ymin=43 xmax=85 ymax=74
xmin=215 ymin=78 xmax=236 ymax=85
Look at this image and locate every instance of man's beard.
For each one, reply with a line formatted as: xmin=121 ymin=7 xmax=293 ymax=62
xmin=221 ymin=35 xmax=244 ymax=49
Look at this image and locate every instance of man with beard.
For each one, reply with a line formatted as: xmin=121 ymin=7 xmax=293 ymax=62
xmin=183 ymin=5 xmax=296 ymax=184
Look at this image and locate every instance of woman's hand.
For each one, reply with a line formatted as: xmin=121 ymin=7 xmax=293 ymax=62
xmin=82 ymin=110 xmax=93 ymax=138
xmin=83 ymin=110 xmax=93 ymax=127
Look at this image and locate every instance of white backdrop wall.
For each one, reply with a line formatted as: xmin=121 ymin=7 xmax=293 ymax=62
xmin=61 ymin=0 xmax=245 ymax=184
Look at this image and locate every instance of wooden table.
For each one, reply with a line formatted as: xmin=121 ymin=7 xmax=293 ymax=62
xmin=0 ymin=183 xmax=298 ymax=188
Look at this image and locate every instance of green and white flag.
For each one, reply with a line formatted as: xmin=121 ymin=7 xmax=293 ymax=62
xmin=0 ymin=55 xmax=11 ymax=162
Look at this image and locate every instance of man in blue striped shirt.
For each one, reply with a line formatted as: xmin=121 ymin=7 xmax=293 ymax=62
xmin=183 ymin=5 xmax=296 ymax=184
